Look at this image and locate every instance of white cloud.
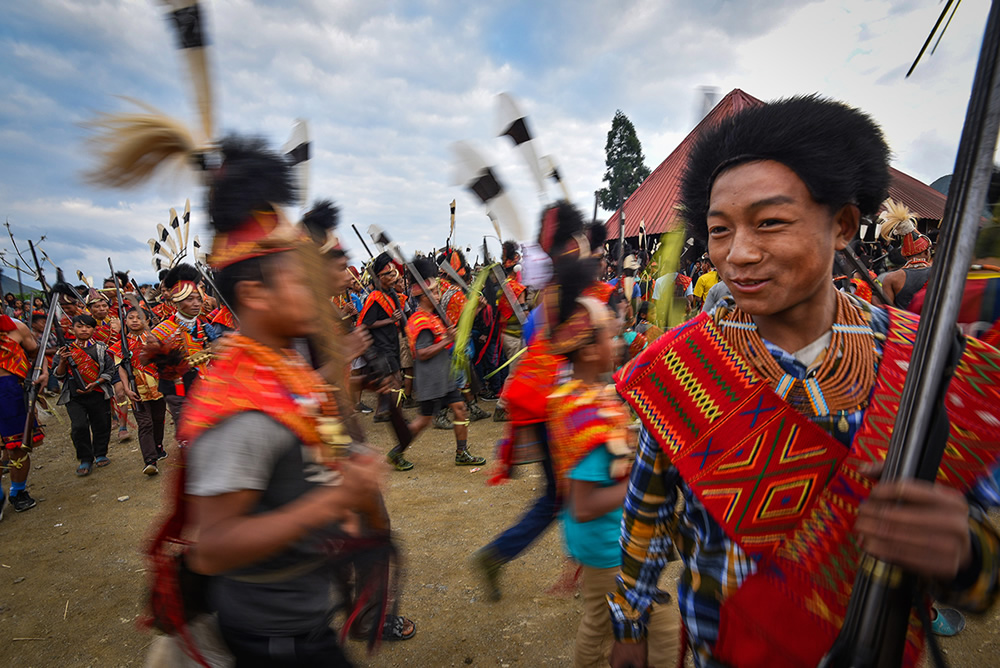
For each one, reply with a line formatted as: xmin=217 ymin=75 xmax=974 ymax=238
xmin=0 ymin=0 xmax=991 ymax=282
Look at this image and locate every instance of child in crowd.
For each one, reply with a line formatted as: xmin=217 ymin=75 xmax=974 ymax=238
xmin=109 ymin=307 xmax=167 ymax=475
xmin=548 ymin=260 xmax=679 ymax=668
xmin=54 ymin=314 xmax=116 ymax=476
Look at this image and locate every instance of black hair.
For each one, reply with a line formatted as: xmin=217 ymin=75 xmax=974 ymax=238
xmin=680 ymin=95 xmax=891 ymax=243
xmin=537 ymin=200 xmax=585 ymax=256
xmin=208 ymin=135 xmax=296 ymax=233
xmin=412 ymin=256 xmax=438 ymax=283
xmin=437 ymin=247 xmax=469 ymax=276
xmin=162 ymin=263 xmax=200 ymax=291
xmin=73 ymin=314 xmax=97 ymax=327
xmin=636 ymin=301 xmax=649 ymax=321
xmin=587 ymin=222 xmax=607 ymax=253
xmin=553 ymin=256 xmax=602 ymax=325
xmin=214 ymin=253 xmax=287 ymax=315
xmin=301 ymin=198 xmax=342 ymax=257
xmin=372 ymin=252 xmax=394 ymax=275
xmin=158 ymin=269 xmax=169 ymax=282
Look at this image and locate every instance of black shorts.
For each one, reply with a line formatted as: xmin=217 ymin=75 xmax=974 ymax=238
xmin=419 ymin=388 xmax=463 ymax=416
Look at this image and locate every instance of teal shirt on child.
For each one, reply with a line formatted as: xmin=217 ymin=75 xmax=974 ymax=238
xmin=561 ymin=444 xmax=623 ymax=569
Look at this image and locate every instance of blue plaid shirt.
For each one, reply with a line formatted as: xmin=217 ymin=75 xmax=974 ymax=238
xmin=609 ymin=299 xmax=1000 ymax=666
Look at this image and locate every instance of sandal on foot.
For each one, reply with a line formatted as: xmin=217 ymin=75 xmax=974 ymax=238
xmin=95 ymin=456 xmax=111 ymax=468
xmin=76 ymin=461 xmax=92 ymax=477
xmin=381 ymin=614 xmax=416 ymax=641
xmin=455 ymin=449 xmax=486 ymax=466
xmin=931 ymin=606 xmax=966 ymax=636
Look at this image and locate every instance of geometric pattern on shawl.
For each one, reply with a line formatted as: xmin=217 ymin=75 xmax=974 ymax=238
xmin=616 ymin=307 xmax=1000 ymax=668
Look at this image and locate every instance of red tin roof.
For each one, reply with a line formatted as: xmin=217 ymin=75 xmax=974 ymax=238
xmin=605 ymin=89 xmax=947 ymax=237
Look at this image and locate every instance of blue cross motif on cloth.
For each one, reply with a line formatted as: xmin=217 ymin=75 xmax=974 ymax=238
xmin=690 ymin=437 xmax=724 ymax=470
xmin=739 ymin=395 xmax=776 ymax=429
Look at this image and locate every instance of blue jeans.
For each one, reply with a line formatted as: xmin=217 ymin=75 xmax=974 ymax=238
xmin=486 ymin=425 xmax=561 ymax=561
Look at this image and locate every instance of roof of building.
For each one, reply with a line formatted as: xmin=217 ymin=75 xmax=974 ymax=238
xmin=605 ymin=88 xmax=948 ymax=237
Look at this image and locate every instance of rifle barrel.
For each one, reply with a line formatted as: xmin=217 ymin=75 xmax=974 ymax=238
xmin=822 ymin=2 xmax=1000 ymax=665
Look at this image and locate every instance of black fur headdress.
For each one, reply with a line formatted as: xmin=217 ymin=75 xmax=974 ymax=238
xmin=208 ymin=135 xmax=297 ymax=233
xmin=412 ymin=256 xmax=438 ymax=283
xmin=537 ymin=200 xmax=585 ymax=257
xmin=162 ymin=263 xmax=200 ymax=290
xmin=301 ymin=199 xmax=343 ymax=256
xmin=680 ymin=95 xmax=890 ymax=243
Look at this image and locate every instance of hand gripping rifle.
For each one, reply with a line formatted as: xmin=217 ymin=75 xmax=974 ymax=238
xmin=108 ymin=258 xmax=137 ymax=401
xmin=820 ymin=3 xmax=1000 ymax=667
xmin=28 ymin=241 xmax=87 ymax=391
xmin=21 ymin=282 xmax=60 ymax=451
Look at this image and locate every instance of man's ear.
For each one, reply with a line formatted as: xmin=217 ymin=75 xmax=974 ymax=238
xmin=833 ymin=204 xmax=861 ymax=251
xmin=234 ymin=281 xmax=268 ymax=315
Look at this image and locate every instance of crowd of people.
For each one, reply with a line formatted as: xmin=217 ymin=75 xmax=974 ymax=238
xmin=1 ymin=93 xmax=999 ymax=668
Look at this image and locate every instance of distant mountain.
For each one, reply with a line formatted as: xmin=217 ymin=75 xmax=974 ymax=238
xmin=930 ymin=175 xmax=951 ymax=196
xmin=930 ymin=174 xmax=994 ymax=219
xmin=0 ymin=269 xmax=42 ymax=297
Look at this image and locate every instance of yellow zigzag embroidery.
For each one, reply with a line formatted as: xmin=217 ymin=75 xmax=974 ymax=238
xmin=663 ymin=349 xmax=722 ymax=422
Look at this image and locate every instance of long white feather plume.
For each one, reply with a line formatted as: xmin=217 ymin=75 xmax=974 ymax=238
xmin=182 ymin=199 xmax=191 ymax=249
xmin=450 ymin=140 xmax=526 ymax=241
xmin=496 ymin=92 xmax=547 ymax=198
xmin=159 ymin=220 xmax=179 ymax=255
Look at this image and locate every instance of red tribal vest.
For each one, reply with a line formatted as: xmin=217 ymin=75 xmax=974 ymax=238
xmin=108 ymin=332 xmax=163 ymax=401
xmin=404 ymin=309 xmax=447 ymax=355
xmin=615 ymin=307 xmax=1000 ymax=667
xmin=0 ymin=316 xmax=29 ymax=379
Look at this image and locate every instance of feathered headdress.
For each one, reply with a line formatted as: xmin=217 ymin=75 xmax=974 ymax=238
xmin=878 ymin=198 xmax=917 ymax=240
xmin=147 ymin=199 xmax=197 ymax=272
xmin=161 ymin=263 xmax=201 ymax=303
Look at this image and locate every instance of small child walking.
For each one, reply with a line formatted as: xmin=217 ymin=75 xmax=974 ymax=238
xmin=54 ymin=314 xmax=116 ymax=476
xmin=547 ymin=266 xmax=680 ymax=668
xmin=108 ymin=307 xmax=167 ymax=475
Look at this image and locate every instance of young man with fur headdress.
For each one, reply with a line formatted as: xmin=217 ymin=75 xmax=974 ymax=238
xmin=144 ymin=263 xmax=221 ymax=426
xmin=149 ymin=137 xmax=389 ymax=666
xmin=87 ymin=289 xmax=132 ymax=443
xmin=608 ymin=96 xmax=1000 ymax=668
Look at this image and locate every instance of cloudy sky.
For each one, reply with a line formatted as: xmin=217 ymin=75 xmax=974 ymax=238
xmin=0 ymin=0 xmax=993 ymax=284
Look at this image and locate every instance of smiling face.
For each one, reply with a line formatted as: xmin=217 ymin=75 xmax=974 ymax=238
xmin=707 ymin=160 xmax=858 ymax=323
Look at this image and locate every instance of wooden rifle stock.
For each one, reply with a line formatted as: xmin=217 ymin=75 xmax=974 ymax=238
xmin=821 ymin=2 xmax=1000 ymax=666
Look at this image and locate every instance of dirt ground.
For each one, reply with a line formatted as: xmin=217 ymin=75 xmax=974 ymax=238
xmin=2 ymin=393 xmax=998 ymax=668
